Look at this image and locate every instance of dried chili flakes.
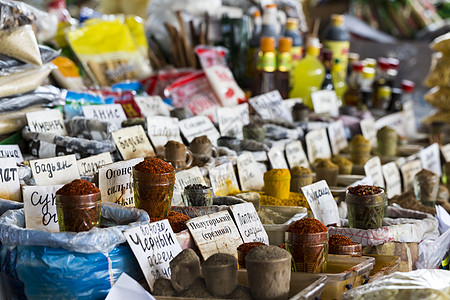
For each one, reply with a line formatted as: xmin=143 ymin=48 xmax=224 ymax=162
xmin=151 ymin=211 xmax=190 ymax=233
xmin=347 ymin=185 xmax=382 ymax=196
xmin=285 ymin=218 xmax=328 ymax=234
xmin=56 ymin=179 xmax=100 ymax=195
xmin=237 ymin=242 xmax=266 ymax=256
xmin=135 ymin=157 xmax=174 ymax=173
xmin=329 ymin=234 xmax=356 ymax=246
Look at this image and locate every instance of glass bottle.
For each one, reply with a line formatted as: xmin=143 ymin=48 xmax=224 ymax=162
xmin=343 ymin=61 xmax=364 ymax=106
xmin=332 ymin=58 xmax=347 ymax=105
xmin=284 ymin=18 xmax=303 ymax=88
xmin=276 ymin=37 xmax=292 ymax=99
xmin=323 ymin=14 xmax=350 ymax=78
xmin=245 ymin=10 xmax=262 ymax=86
xmin=260 ymin=4 xmax=278 ymax=43
xmin=321 ymin=49 xmax=334 ymax=91
xmin=374 ymin=86 xmax=392 ymax=110
xmin=252 ymin=37 xmax=276 ymax=96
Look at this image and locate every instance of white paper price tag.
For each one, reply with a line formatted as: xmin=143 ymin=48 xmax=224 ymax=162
xmin=0 ymin=158 xmax=20 ymax=201
xmin=237 ymin=152 xmax=264 ymax=191
xmin=381 ymin=162 xmax=402 ymax=198
xmin=77 ymin=152 xmax=113 ymax=176
xmin=441 ymin=143 xmax=450 ymax=163
xmin=30 ymin=154 xmax=80 ymax=186
xmin=112 ymin=125 xmax=155 ymax=160
xmin=311 ymin=90 xmax=338 ymax=117
xmin=249 ymin=90 xmax=293 ymax=122
xmin=285 ymin=141 xmax=309 ymax=169
xmin=216 ymin=103 xmax=249 ymax=139
xmin=124 ymin=220 xmax=182 ymax=290
xmin=268 ymin=147 xmax=289 ymax=169
xmin=400 ymin=160 xmax=422 ymax=191
xmin=209 ymin=163 xmax=240 ymax=196
xmin=98 ymin=157 xmax=143 ymax=207
xmin=230 ymin=203 xmax=269 ymax=244
xmin=301 ymin=180 xmax=341 ymax=226
xmin=374 ymin=111 xmax=406 ymax=137
xmin=364 ymin=156 xmax=385 ymax=188
xmin=186 ymin=210 xmax=243 ymax=260
xmin=328 ymin=120 xmax=348 ymax=155
xmin=82 ymin=104 xmax=127 ymax=129
xmin=360 ymin=117 xmax=376 ymax=145
xmin=283 ymin=98 xmax=303 ymax=111
xmin=147 ymin=116 xmax=182 ymax=154
xmin=22 ymin=185 xmax=63 ymax=232
xmin=179 ymin=115 xmax=221 ymax=145
xmin=419 ymin=143 xmax=441 ymax=176
xmin=134 ymin=95 xmax=170 ymax=117
xmin=26 ymin=109 xmax=67 ymax=135
xmin=305 ymin=128 xmax=332 ymax=163
xmin=0 ymin=145 xmax=23 ymax=163
xmin=173 ymin=167 xmax=206 ymax=206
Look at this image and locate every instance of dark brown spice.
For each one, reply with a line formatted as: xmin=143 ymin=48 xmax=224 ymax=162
xmin=165 ymin=140 xmax=186 ymax=149
xmin=191 ymin=135 xmax=211 ymax=144
xmin=134 ymin=157 xmax=174 ymax=173
xmin=56 ymin=179 xmax=100 ymax=195
xmin=348 ymin=185 xmax=382 ymax=195
xmin=286 ymin=218 xmax=328 ymax=234
xmin=329 ymin=234 xmax=356 ymax=246
xmin=237 ymin=242 xmax=266 ymax=255
xmin=151 ymin=211 xmax=190 ymax=233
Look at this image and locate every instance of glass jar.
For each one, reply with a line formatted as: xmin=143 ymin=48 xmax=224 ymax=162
xmin=56 ymin=192 xmax=101 ymax=232
xmin=413 ymin=169 xmax=439 ymax=206
xmin=286 ymin=231 xmax=328 ymax=273
xmin=133 ymin=169 xmax=175 ymax=219
xmin=183 ymin=187 xmax=213 ymax=206
xmin=346 ymin=189 xmax=385 ymax=229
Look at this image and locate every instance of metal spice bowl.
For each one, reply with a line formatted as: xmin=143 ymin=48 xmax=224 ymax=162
xmin=286 ymin=231 xmax=328 ymax=273
xmin=329 ymin=244 xmax=362 ymax=256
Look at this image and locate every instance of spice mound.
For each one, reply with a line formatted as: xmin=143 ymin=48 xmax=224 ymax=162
xmin=134 ymin=157 xmax=174 ymax=173
xmin=329 ymin=234 xmax=356 ymax=246
xmin=151 ymin=211 xmax=190 ymax=233
xmin=237 ymin=242 xmax=266 ymax=256
xmin=203 ymin=253 xmax=237 ymax=267
xmin=56 ymin=179 xmax=100 ymax=195
xmin=165 ymin=140 xmax=186 ymax=148
xmin=348 ymin=185 xmax=382 ymax=195
xmin=245 ymin=244 xmax=290 ymax=261
xmin=313 ymin=158 xmax=338 ymax=169
xmin=291 ymin=166 xmax=312 ymax=175
xmin=191 ymin=135 xmax=211 ymax=144
xmin=350 ymin=134 xmax=370 ymax=145
xmin=286 ymin=218 xmax=328 ymax=234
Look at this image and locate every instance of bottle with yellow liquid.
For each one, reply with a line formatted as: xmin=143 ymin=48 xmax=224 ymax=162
xmin=289 ymin=37 xmax=324 ymax=109
xmin=323 ymin=14 xmax=349 ymax=78
xmin=332 ymin=58 xmax=347 ymax=106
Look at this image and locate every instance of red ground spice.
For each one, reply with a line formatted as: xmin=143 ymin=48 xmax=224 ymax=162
xmin=237 ymin=242 xmax=266 ymax=255
xmin=347 ymin=185 xmax=382 ymax=196
xmin=285 ymin=218 xmax=328 ymax=234
xmin=329 ymin=234 xmax=356 ymax=246
xmin=134 ymin=157 xmax=174 ymax=173
xmin=151 ymin=211 xmax=190 ymax=233
xmin=56 ymin=179 xmax=100 ymax=196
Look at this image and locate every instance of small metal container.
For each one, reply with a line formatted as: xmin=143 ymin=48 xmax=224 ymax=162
xmin=286 ymin=231 xmax=329 ymax=273
xmin=329 ymin=244 xmax=362 ymax=256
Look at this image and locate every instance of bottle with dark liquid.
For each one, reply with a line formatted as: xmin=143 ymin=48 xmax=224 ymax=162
xmin=343 ymin=61 xmax=363 ymax=106
xmin=276 ymin=37 xmax=292 ymax=99
xmin=252 ymin=37 xmax=276 ymax=96
xmin=321 ymin=49 xmax=334 ymax=91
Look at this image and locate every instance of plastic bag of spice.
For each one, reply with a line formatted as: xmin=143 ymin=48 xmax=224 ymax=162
xmin=0 ymin=25 xmax=41 ymax=66
xmin=0 ymin=85 xmax=62 ymax=113
xmin=0 ymin=45 xmax=59 ymax=76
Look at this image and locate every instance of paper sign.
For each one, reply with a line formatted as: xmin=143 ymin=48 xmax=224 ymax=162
xmin=124 ymin=220 xmax=182 ymax=290
xmin=441 ymin=144 xmax=450 ymax=163
xmin=82 ymin=104 xmax=127 ymax=129
xmin=267 ymin=147 xmax=289 ymax=169
xmin=26 ymin=109 xmax=67 ymax=135
xmin=173 ymin=167 xmax=206 ymax=206
xmin=285 ymin=141 xmax=309 ymax=169
xmin=22 ymin=185 xmax=62 ymax=232
xmin=186 ymin=210 xmax=243 ymax=260
xmin=305 ymin=128 xmax=332 ymax=163
xmin=311 ymin=90 xmax=339 ymax=117
xmin=283 ymin=98 xmax=303 ymax=111
xmin=230 ymin=202 xmax=269 ymax=244
xmin=249 ymin=90 xmax=293 ymax=122
xmin=360 ymin=117 xmax=376 ymax=145
xmin=98 ymin=157 xmax=143 ymax=207
xmin=112 ymin=125 xmax=155 ymax=160
xmin=237 ymin=152 xmax=264 ymax=191
xmin=105 ymin=273 xmax=156 ymax=300
xmin=77 ymin=152 xmax=113 ymax=176
xmin=381 ymin=162 xmax=402 ymax=199
xmin=0 ymin=145 xmax=23 ymax=163
xmin=419 ymin=143 xmax=441 ymax=176
xmin=328 ymin=120 xmax=348 ymax=155
xmin=179 ymin=115 xmax=221 ymax=145
xmin=30 ymin=154 xmax=80 ymax=186
xmin=400 ymin=160 xmax=422 ymax=191
xmin=374 ymin=111 xmax=406 ymax=137
xmin=0 ymin=158 xmax=20 ymax=201
xmin=364 ymin=156 xmax=385 ymax=188
xmin=216 ymin=103 xmax=249 ymax=139
xmin=209 ymin=163 xmax=240 ymax=196
xmin=147 ymin=116 xmax=183 ymax=154
xmin=134 ymin=95 xmax=170 ymax=117
xmin=301 ymin=180 xmax=341 ymax=226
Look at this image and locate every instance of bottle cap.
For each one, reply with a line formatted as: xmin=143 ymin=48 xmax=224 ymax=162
xmin=378 ymin=86 xmax=392 ymax=98
xmin=401 ymin=80 xmax=415 ymax=93
xmin=285 ymin=18 xmax=299 ymax=30
xmin=362 ymin=67 xmax=375 ymax=79
xmin=278 ymin=37 xmax=293 ymax=52
xmin=260 ymin=37 xmax=276 ymax=52
xmin=353 ymin=61 xmax=364 ymax=72
xmin=388 ymin=58 xmax=400 ymax=69
xmin=253 ymin=10 xmax=261 ymax=17
xmin=363 ymin=58 xmax=376 ymax=68
xmin=331 ymin=14 xmax=345 ymax=26
xmin=265 ymin=4 xmax=277 ymax=9
xmin=348 ymin=52 xmax=360 ymax=63
xmin=378 ymin=57 xmax=390 ymax=70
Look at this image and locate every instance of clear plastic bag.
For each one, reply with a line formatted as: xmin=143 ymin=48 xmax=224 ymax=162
xmin=425 ymin=86 xmax=450 ymax=110
xmin=0 ymin=45 xmax=59 ymax=76
xmin=0 ymin=24 xmax=41 ymax=66
xmin=425 ymin=52 xmax=450 ymax=87
xmin=0 ymin=85 xmax=62 ymax=113
xmin=416 ymin=228 xmax=450 ymax=269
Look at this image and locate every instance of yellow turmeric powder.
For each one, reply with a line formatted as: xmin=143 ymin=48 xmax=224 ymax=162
xmin=264 ymin=169 xmax=291 ymax=199
xmin=259 ymin=192 xmax=310 ymax=210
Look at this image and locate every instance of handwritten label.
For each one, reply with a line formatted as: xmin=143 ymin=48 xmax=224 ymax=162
xmin=311 ymin=90 xmax=339 ymax=117
xmin=285 ymin=141 xmax=309 ymax=169
xmin=360 ymin=117 xmax=376 ymax=145
xmin=230 ymin=203 xmax=269 ymax=244
xmin=419 ymin=143 xmax=441 ymax=176
xmin=381 ymin=162 xmax=401 ymax=199
xmin=400 ymin=160 xmax=422 ymax=191
xmin=209 ymin=163 xmax=240 ymax=196
xmin=249 ymin=90 xmax=293 ymax=122
xmin=305 ymin=128 xmax=332 ymax=163
xmin=301 ymin=180 xmax=341 ymax=226
xmin=124 ymin=220 xmax=182 ymax=290
xmin=147 ymin=116 xmax=182 ymax=155
xmin=374 ymin=111 xmax=406 ymax=137
xmin=267 ymin=147 xmax=289 ymax=169
xmin=173 ymin=167 xmax=206 ymax=206
xmin=26 ymin=109 xmax=67 ymax=135
xmin=179 ymin=115 xmax=221 ymax=145
xmin=82 ymin=104 xmax=127 ymax=129
xmin=98 ymin=158 xmax=143 ymax=207
xmin=134 ymin=96 xmax=170 ymax=117
xmin=112 ymin=125 xmax=155 ymax=160
xmin=186 ymin=210 xmax=243 ymax=260
xmin=0 ymin=145 xmax=23 ymax=163
xmin=216 ymin=103 xmax=250 ymax=139
xmin=30 ymin=154 xmax=80 ymax=186
xmin=22 ymin=185 xmax=62 ymax=232
xmin=77 ymin=152 xmax=113 ymax=176
xmin=328 ymin=120 xmax=348 ymax=155
xmin=0 ymin=158 xmax=20 ymax=201
xmin=237 ymin=152 xmax=264 ymax=191
xmin=364 ymin=156 xmax=385 ymax=188
xmin=442 ymin=144 xmax=450 ymax=163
